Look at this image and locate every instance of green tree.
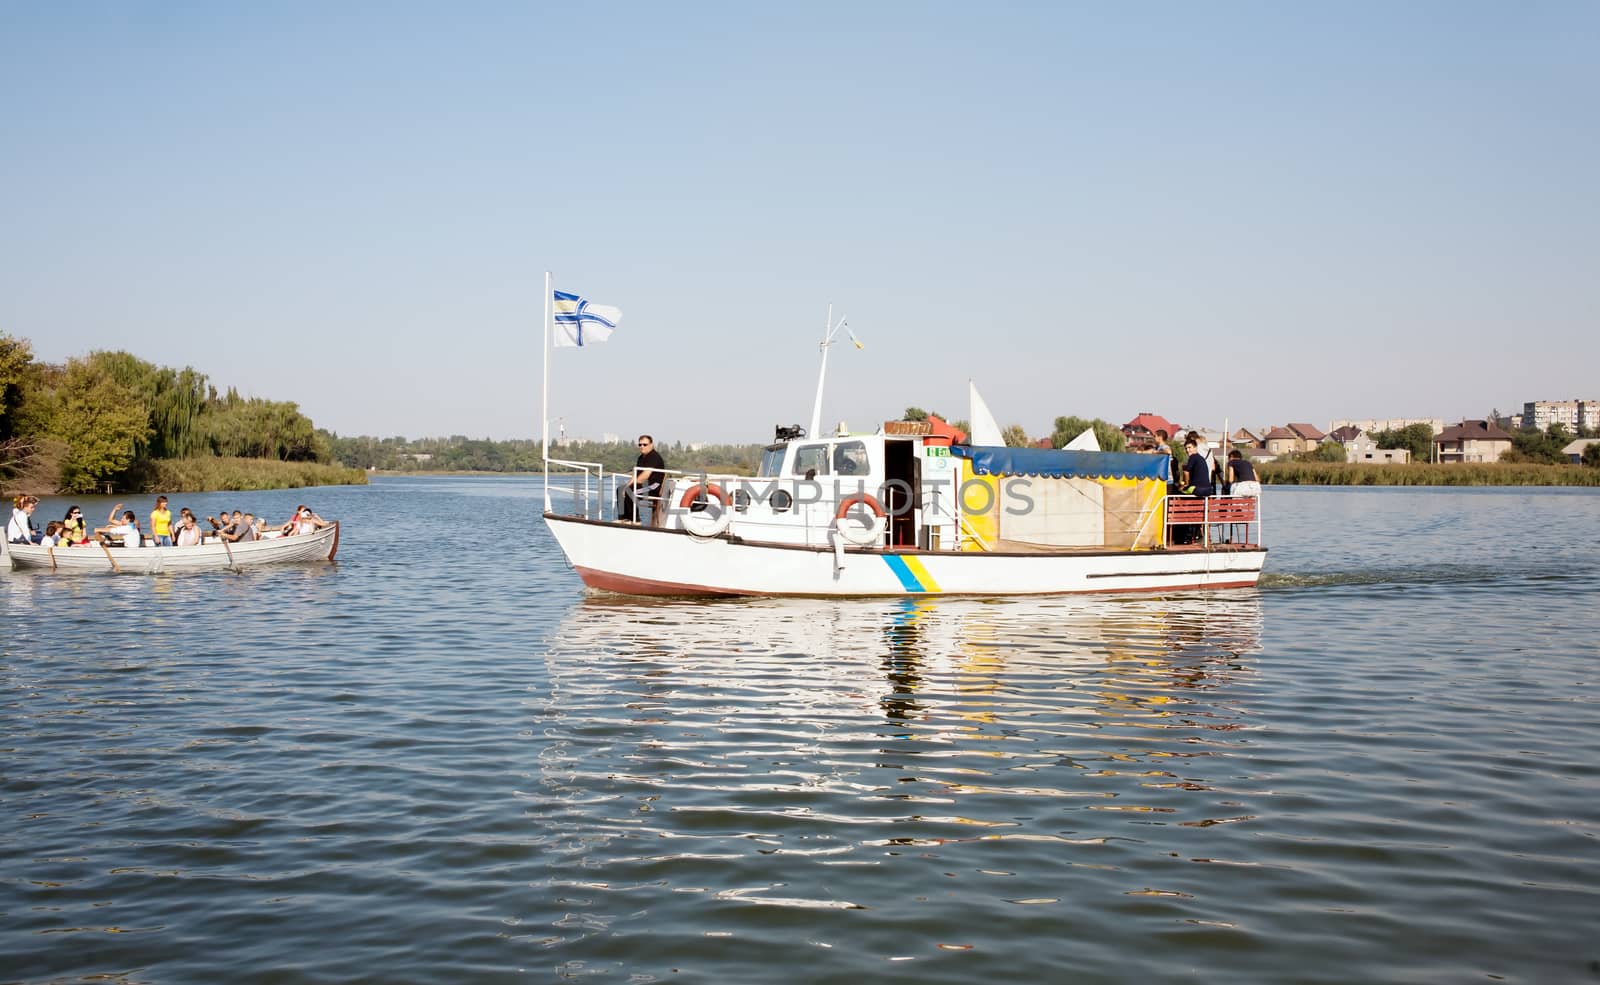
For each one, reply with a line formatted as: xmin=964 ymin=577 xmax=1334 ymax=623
xmin=1002 ymin=424 xmax=1030 ymax=447
xmin=1583 ymin=443 xmax=1600 ymax=468
xmin=1311 ymin=440 xmax=1347 ymax=462
xmin=1050 ymin=415 xmax=1127 ymax=452
xmin=1505 ymin=426 xmax=1568 ymax=465
xmin=902 ymin=407 xmax=928 ymax=422
xmin=203 ymin=390 xmax=327 ymax=462
xmin=85 ymin=350 xmax=214 ymax=460
xmin=1374 ymin=423 xmax=1434 ymax=462
xmin=44 ymin=358 xmax=152 ymax=493
xmin=0 ymin=332 xmax=33 ymax=440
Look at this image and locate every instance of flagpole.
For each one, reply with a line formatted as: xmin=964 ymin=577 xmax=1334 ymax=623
xmin=542 ymin=270 xmax=552 ymax=513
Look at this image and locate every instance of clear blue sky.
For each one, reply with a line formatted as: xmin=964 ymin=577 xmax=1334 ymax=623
xmin=3 ymin=2 xmax=1595 ymax=443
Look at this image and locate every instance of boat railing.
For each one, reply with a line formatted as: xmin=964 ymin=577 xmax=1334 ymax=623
xmin=586 ymin=466 xmax=754 ymax=527
xmin=546 ymin=457 xmax=607 ymax=519
xmin=1161 ymin=494 xmax=1261 ymax=549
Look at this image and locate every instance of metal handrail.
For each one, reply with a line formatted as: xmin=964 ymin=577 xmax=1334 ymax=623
xmin=547 ymin=457 xmax=605 ymax=519
xmin=1161 ymin=493 xmax=1262 ymax=548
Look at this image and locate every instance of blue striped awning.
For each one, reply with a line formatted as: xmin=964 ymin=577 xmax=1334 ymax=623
xmin=951 ymin=445 xmax=1171 ymax=482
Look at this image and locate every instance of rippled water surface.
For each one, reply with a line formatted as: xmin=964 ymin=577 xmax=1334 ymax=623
xmin=3 ymin=480 xmax=1598 ymax=984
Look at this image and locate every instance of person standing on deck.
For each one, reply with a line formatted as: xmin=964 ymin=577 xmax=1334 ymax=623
xmin=617 ymin=435 xmax=666 ymax=524
xmin=1226 ymin=450 xmax=1260 ymax=497
xmin=1181 ymin=439 xmax=1213 ymax=497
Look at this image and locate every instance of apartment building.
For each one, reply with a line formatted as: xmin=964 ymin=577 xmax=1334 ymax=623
xmin=1521 ymin=400 xmax=1600 ymax=432
xmin=1328 ymin=418 xmax=1444 ymax=436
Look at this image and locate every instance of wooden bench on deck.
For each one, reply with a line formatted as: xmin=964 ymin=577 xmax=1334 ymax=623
xmin=1164 ymin=496 xmax=1258 ymax=548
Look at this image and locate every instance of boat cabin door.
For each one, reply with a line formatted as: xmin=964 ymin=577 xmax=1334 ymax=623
xmin=884 ymin=439 xmax=918 ymax=547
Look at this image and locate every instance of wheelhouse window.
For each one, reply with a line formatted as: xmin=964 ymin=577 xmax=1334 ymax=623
xmin=757 ymin=445 xmax=786 ymax=478
xmin=791 ymin=444 xmax=830 ymax=477
xmin=832 ymin=440 xmax=870 ymax=476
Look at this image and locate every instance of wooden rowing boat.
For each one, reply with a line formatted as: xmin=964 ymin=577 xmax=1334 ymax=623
xmin=5 ymin=522 xmax=339 ymax=574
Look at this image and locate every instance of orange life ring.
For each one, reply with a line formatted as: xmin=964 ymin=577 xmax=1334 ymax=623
xmin=678 ymin=482 xmax=731 ymax=510
xmin=834 ymin=493 xmax=885 ymax=521
xmin=834 ymin=493 xmax=887 ymax=546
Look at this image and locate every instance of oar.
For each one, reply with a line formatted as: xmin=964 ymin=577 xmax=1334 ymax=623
xmin=48 ymin=545 xmax=56 ymax=572
xmin=98 ymin=541 xmax=121 ymax=574
xmin=221 ymin=537 xmax=234 ymax=568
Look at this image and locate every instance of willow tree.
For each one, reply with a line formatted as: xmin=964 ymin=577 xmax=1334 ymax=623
xmin=84 ymin=350 xmax=211 ymax=460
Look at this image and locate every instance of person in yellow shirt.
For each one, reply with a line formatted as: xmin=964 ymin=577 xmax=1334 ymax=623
xmin=150 ymin=495 xmax=173 ymax=547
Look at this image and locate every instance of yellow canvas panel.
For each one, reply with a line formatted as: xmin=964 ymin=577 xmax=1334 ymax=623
xmin=962 ymin=474 xmax=1000 ymax=550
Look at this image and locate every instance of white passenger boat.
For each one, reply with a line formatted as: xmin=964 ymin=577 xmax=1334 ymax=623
xmin=6 ymin=522 xmax=339 ymax=574
xmin=540 ymin=303 xmax=1264 ymax=598
xmin=544 ymin=434 xmax=1263 ymax=597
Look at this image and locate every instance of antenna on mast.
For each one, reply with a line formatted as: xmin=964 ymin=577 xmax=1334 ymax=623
xmin=808 ymin=305 xmax=855 ymax=440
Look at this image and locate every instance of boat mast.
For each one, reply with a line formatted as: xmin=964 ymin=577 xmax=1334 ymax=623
xmin=808 ymin=305 xmax=848 ymax=439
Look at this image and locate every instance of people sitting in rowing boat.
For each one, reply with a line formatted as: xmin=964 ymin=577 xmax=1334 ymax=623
xmin=7 ymin=495 xmax=41 ymax=544
xmin=94 ymin=504 xmax=143 ymax=548
xmin=222 ymin=512 xmax=261 ymax=543
xmin=175 ymin=511 xmax=203 ymax=546
xmin=60 ymin=505 xmax=88 ymax=545
xmin=282 ymin=505 xmax=330 ymax=536
xmin=207 ymin=510 xmax=245 ymax=540
xmin=39 ymin=521 xmax=64 ymax=547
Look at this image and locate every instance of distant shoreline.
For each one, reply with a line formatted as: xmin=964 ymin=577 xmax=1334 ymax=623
xmin=364 ymin=463 xmax=1600 ymax=487
xmin=127 ymin=458 xmax=368 ymax=494
xmin=1257 ymin=461 xmax=1600 ymax=487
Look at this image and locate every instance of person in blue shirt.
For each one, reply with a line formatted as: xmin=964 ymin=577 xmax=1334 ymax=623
xmin=1181 ymin=439 xmax=1213 ymax=497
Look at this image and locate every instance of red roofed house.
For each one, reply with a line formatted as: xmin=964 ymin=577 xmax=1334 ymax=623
xmin=1434 ymin=420 xmax=1512 ymax=463
xmin=1262 ymin=423 xmax=1327 ymax=456
xmin=1122 ymin=412 xmax=1180 ymax=452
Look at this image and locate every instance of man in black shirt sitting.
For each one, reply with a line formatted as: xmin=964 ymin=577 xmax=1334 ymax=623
xmin=618 ymin=434 xmax=666 ymax=524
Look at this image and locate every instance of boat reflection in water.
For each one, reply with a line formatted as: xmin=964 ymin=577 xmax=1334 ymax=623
xmin=532 ymin=592 xmax=1267 ymax=946
xmin=544 ymin=591 xmax=1263 ymax=724
xmin=538 ymin=592 xmax=1264 ymax=810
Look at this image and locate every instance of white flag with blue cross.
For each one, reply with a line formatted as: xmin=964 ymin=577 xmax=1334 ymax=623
xmin=552 ymin=290 xmax=621 ymax=347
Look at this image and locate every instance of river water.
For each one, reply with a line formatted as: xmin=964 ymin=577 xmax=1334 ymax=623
xmin=2 ymin=479 xmax=1597 ymax=984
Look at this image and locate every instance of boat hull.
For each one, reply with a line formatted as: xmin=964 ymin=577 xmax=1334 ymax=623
xmin=6 ymin=522 xmax=340 ymax=574
xmin=545 ymin=514 xmax=1263 ymax=597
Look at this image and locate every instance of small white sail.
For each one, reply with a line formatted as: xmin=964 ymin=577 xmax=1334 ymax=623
xmin=1064 ymin=428 xmax=1101 ymax=451
xmin=968 ymin=380 xmax=1004 ymax=447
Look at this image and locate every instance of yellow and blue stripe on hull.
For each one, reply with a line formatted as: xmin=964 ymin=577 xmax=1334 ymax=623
xmin=882 ymin=554 xmax=943 ymax=594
